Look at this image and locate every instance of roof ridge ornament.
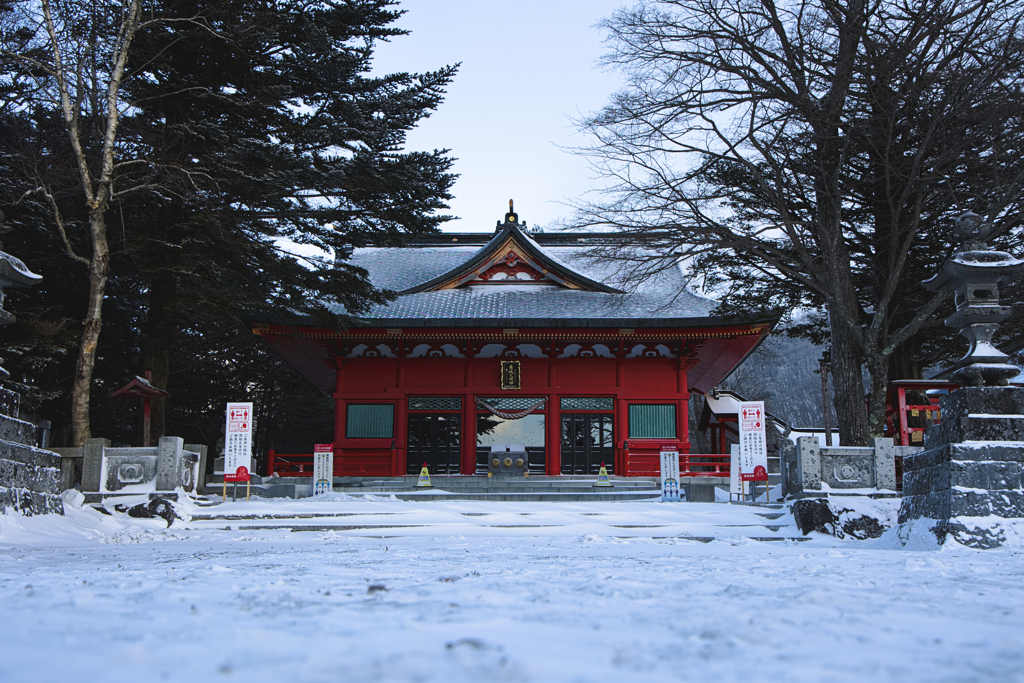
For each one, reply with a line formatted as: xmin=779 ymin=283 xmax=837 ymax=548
xmin=496 ymin=199 xmax=519 ymax=232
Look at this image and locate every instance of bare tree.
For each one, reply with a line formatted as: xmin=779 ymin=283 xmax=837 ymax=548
xmin=575 ymin=0 xmax=1024 ymax=444
xmin=1 ymin=0 xmax=164 ymax=444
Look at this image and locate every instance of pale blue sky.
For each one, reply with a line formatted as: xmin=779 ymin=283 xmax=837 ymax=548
xmin=372 ymin=0 xmax=629 ymax=233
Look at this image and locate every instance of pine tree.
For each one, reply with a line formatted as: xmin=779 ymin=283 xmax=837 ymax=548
xmin=1 ymin=0 xmax=457 ymax=445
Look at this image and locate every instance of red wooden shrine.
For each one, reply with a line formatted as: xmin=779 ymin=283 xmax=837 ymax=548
xmin=248 ymin=204 xmax=776 ymax=477
xmin=883 ymin=380 xmax=959 ymax=446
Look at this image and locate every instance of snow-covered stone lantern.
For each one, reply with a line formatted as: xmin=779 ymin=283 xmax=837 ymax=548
xmin=922 ymin=211 xmax=1024 ymax=386
xmin=0 ymin=210 xmax=43 ymax=383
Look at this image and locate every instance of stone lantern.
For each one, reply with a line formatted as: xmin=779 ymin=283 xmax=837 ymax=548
xmin=922 ymin=211 xmax=1024 ymax=386
xmin=0 ymin=210 xmax=43 ymax=382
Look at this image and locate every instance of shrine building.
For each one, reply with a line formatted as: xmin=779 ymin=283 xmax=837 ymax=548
xmin=246 ymin=204 xmax=776 ymax=478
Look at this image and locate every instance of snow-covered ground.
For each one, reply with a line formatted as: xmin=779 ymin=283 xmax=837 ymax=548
xmin=1 ymin=493 xmax=1023 ymax=682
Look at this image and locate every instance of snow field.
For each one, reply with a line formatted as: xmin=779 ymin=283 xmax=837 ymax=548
xmin=0 ymin=495 xmax=1022 ymax=682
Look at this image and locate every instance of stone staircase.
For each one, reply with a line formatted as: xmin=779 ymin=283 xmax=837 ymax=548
xmin=342 ymin=475 xmax=664 ymax=502
xmin=203 ymin=474 xmax=666 ymax=502
xmin=182 ymin=499 xmax=802 ymax=542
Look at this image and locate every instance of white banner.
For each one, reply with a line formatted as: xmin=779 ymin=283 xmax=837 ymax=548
xmin=660 ymin=445 xmax=681 ymax=502
xmin=738 ymin=401 xmax=768 ymax=483
xmin=313 ymin=443 xmax=333 ymax=496
xmin=224 ymin=402 xmax=253 ymax=482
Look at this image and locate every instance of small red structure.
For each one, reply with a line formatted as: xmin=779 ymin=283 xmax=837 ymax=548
xmin=884 ymin=380 xmax=959 ymax=446
xmin=110 ymin=370 xmax=170 ymax=447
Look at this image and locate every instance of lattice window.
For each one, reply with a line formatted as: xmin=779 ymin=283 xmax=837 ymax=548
xmin=346 ymin=404 xmax=394 ymax=439
xmin=628 ymin=404 xmax=677 ymax=439
xmin=561 ymin=397 xmax=614 ymax=411
xmin=408 ymin=397 xmax=462 ymax=411
xmin=478 ymin=397 xmax=545 ymax=411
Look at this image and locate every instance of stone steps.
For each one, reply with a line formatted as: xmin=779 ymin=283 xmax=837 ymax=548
xmin=0 ymin=415 xmax=40 ymax=448
xmin=203 ymin=474 xmax=669 ymax=502
xmin=182 ymin=502 xmax=803 ymax=541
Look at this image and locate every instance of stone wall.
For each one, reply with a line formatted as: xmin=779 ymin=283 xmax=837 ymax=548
xmin=0 ymin=413 xmax=63 ymax=516
xmin=73 ymin=437 xmax=206 ymax=503
xmin=898 ymin=387 xmax=1024 ymax=548
xmin=781 ymin=437 xmax=907 ymax=497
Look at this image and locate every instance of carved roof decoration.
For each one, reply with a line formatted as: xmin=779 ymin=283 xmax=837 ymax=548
xmin=402 ymin=220 xmax=622 ymax=294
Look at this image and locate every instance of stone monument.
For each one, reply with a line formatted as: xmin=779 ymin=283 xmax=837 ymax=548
xmin=897 ymin=212 xmax=1024 ymax=547
xmin=0 ymin=210 xmax=63 ymax=515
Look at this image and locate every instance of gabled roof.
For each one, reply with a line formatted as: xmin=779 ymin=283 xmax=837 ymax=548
xmin=402 ymin=220 xmax=622 ymax=294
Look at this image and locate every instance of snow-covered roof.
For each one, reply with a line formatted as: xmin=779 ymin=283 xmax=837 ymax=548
xmin=339 ymin=222 xmax=720 ymax=323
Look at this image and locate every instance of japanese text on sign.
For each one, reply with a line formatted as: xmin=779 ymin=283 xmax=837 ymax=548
xmin=738 ymin=401 xmax=768 ymax=482
xmin=224 ymin=402 xmax=253 ymax=482
xmin=313 ymin=443 xmax=333 ymax=496
xmin=660 ymin=445 xmax=681 ymax=502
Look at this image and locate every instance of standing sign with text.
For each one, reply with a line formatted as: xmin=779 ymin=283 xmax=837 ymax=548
xmin=729 ymin=444 xmax=743 ymax=500
xmin=738 ymin=401 xmax=768 ymax=484
xmin=313 ymin=444 xmax=333 ymax=496
xmin=659 ymin=444 xmax=681 ymax=502
xmin=224 ymin=402 xmax=253 ymax=482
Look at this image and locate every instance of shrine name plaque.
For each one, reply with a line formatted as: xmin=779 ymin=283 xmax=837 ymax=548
xmin=500 ymin=360 xmax=520 ymax=390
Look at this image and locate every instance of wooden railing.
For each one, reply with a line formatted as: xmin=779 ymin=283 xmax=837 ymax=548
xmin=623 ymin=440 xmax=729 ymax=477
xmin=267 ymin=450 xmax=314 ymax=477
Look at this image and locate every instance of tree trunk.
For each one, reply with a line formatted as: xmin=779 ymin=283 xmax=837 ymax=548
xmin=828 ymin=301 xmax=869 ymax=445
xmin=142 ymin=274 xmax=176 ymax=441
xmin=70 ymin=208 xmax=110 ymax=446
xmin=864 ymin=351 xmax=892 ymax=438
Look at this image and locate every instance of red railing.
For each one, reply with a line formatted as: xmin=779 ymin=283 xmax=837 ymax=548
xmin=267 ymin=450 xmax=314 ymax=477
xmin=680 ymin=453 xmax=731 ymax=477
xmin=623 ymin=441 xmax=730 ymax=477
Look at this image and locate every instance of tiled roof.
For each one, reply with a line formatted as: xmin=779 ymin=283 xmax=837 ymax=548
xmin=349 ymin=244 xmax=692 ymax=294
xmin=312 ymin=225 xmax=727 ymax=325
xmin=349 ymin=246 xmax=479 ymax=292
xmin=326 ymin=287 xmax=718 ymax=324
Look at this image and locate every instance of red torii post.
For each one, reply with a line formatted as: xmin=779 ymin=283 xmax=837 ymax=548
xmin=111 ymin=370 xmax=170 ymax=447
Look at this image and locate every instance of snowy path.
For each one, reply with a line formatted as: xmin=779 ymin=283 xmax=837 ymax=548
xmin=1 ymin=496 xmax=1022 ymax=682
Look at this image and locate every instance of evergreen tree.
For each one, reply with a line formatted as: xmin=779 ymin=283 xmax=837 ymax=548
xmin=0 ymin=0 xmax=457 ymax=447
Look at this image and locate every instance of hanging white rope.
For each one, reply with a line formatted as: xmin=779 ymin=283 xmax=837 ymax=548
xmin=475 ymin=397 xmax=547 ymax=420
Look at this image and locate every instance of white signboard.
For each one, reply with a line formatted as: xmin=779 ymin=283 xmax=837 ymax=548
xmin=313 ymin=443 xmax=333 ymax=496
xmin=729 ymin=444 xmax=745 ymax=500
xmin=224 ymin=402 xmax=253 ymax=482
xmin=738 ymin=401 xmax=768 ymax=485
xmin=660 ymin=445 xmax=681 ymax=502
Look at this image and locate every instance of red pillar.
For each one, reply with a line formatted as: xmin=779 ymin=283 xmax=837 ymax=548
xmin=332 ymin=360 xmax=346 ymax=472
xmin=462 ymin=361 xmax=476 ymax=474
xmin=677 ymin=360 xmax=690 ymax=454
xmin=616 ymin=361 xmax=628 ymax=475
xmin=142 ymin=396 xmax=152 ymax=448
xmin=395 ymin=396 xmax=407 ymax=476
xmin=546 ymin=360 xmax=560 ymax=476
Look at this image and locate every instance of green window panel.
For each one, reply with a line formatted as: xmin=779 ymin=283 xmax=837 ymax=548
xmin=409 ymin=397 xmax=462 ymax=411
xmin=346 ymin=404 xmax=394 ymax=439
xmin=560 ymin=397 xmax=614 ymax=411
xmin=478 ymin=397 xmax=545 ymax=411
xmin=628 ymin=404 xmax=677 ymax=439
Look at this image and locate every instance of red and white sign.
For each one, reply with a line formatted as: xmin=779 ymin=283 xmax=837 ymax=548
xmin=224 ymin=402 xmax=253 ymax=483
xmin=738 ymin=401 xmax=768 ymax=483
